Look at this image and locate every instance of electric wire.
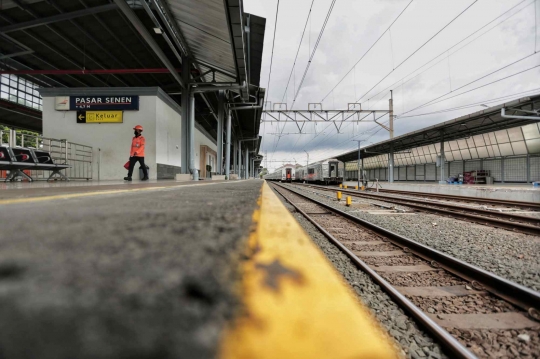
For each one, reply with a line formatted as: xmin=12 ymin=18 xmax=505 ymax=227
xmin=364 ymin=0 xmax=533 ymax=109
xmin=396 ymin=88 xmax=540 ymax=119
xmin=291 ymin=0 xmax=337 ymax=109
xmin=280 ymin=0 xmax=316 ymax=105
xmin=356 ymin=0 xmax=479 ymax=104
xmin=320 ymin=0 xmax=413 ymax=102
xmin=400 ymin=57 xmax=540 ymax=117
xmin=264 ymin=0 xmax=280 ymax=110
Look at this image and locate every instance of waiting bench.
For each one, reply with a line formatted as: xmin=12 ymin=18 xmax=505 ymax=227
xmin=0 ymin=146 xmax=71 ymax=182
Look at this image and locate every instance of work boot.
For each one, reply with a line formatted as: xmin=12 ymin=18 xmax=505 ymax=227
xmin=141 ymin=176 xmax=149 ymax=181
xmin=124 ymin=177 xmax=132 ymax=181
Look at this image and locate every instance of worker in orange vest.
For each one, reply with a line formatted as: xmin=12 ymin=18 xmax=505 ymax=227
xmin=124 ymin=125 xmax=149 ymax=181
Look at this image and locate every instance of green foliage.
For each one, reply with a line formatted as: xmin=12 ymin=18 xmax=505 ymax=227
xmin=0 ymin=125 xmax=41 ymax=147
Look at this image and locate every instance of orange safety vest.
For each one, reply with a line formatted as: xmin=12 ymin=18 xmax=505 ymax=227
xmin=130 ymin=135 xmax=145 ymax=157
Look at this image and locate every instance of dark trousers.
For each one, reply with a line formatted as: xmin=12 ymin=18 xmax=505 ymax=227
xmin=127 ymin=156 xmax=148 ymax=178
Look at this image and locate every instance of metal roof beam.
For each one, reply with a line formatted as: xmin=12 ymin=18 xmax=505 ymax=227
xmin=0 ymin=4 xmax=118 ymax=33
xmin=113 ymin=0 xmax=185 ymax=88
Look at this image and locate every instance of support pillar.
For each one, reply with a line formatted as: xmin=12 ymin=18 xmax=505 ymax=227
xmin=389 ymin=90 xmax=394 ymax=140
xmin=238 ymin=140 xmax=242 ymax=178
xmin=501 ymin=156 xmax=505 ymax=184
xmin=216 ymin=91 xmax=224 ymax=174
xmin=233 ymin=137 xmax=237 ymax=177
xmin=189 ymin=93 xmax=198 ymax=181
xmin=388 ymin=145 xmax=394 ymax=183
xmin=225 ymin=109 xmax=232 ymax=179
xmin=180 ymin=57 xmax=190 ymax=173
xmin=438 ymin=134 xmax=446 ymax=184
xmin=245 ymin=148 xmax=249 ymax=179
xmin=526 ymin=154 xmax=531 ymax=183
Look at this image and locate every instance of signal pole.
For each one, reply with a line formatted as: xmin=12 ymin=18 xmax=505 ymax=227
xmin=353 ymin=140 xmax=365 ymax=189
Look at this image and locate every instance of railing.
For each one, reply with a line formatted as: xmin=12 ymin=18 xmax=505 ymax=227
xmin=0 ymin=129 xmax=93 ymax=180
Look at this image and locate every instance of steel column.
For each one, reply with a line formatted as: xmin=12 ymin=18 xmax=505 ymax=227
xmin=245 ymin=148 xmax=249 ymax=179
xmin=389 ymin=90 xmax=394 ymax=139
xmin=439 ymin=135 xmax=446 ymax=184
xmin=238 ymin=140 xmax=242 ymax=179
xmin=225 ymin=109 xmax=232 ymax=179
xmin=189 ymin=93 xmax=198 ymax=181
xmin=527 ymin=154 xmax=531 ymax=183
xmin=217 ymin=91 xmax=224 ymax=174
xmin=233 ymin=137 xmax=238 ymax=177
xmin=180 ymin=58 xmax=190 ymax=173
xmin=389 ymin=145 xmax=394 ymax=183
xmin=501 ymin=157 xmax=505 ymax=184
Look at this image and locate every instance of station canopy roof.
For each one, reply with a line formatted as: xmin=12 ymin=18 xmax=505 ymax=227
xmin=336 ymin=94 xmax=540 ymax=163
xmin=0 ymin=0 xmax=266 ymax=152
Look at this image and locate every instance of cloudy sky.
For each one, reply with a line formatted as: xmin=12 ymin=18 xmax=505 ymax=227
xmin=243 ymin=0 xmax=540 ymax=171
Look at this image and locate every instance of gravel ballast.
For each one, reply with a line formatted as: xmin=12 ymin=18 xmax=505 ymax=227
xmin=270 ymin=185 xmax=449 ymax=359
xmin=283 ymin=184 xmax=540 ymax=291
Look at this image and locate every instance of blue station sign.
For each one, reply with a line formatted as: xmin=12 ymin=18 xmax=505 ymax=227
xmin=63 ymin=96 xmax=139 ymax=110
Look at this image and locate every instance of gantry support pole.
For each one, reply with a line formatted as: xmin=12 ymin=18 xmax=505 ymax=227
xmin=225 ymin=109 xmax=232 ymax=179
xmin=388 ymin=91 xmax=394 ymax=183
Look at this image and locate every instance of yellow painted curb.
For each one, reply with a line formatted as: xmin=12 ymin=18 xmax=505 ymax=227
xmin=219 ymin=182 xmax=401 ymax=359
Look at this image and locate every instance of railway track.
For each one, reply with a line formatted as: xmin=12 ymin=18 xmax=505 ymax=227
xmin=293 ymin=183 xmax=540 ymax=236
xmin=270 ymin=182 xmax=540 ymax=359
xmin=365 ymin=187 xmax=540 ymax=211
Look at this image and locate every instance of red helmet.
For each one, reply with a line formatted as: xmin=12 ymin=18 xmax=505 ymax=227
xmin=133 ymin=125 xmax=143 ymax=131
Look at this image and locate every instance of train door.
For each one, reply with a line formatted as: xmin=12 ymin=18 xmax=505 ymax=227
xmin=328 ymin=161 xmax=338 ymax=179
xmin=286 ymin=168 xmax=292 ymax=182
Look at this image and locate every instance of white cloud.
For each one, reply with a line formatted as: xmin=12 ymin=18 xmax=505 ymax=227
xmin=245 ymin=0 xmax=540 ymax=171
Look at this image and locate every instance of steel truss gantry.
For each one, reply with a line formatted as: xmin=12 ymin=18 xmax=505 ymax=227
xmin=261 ymin=102 xmax=390 ymax=133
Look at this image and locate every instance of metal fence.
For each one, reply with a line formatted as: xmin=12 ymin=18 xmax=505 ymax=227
xmin=0 ymin=129 xmax=92 ymax=180
xmin=346 ymin=155 xmax=540 ymax=183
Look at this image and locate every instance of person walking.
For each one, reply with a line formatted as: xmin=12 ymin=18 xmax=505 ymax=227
xmin=124 ymin=125 xmax=149 ymax=181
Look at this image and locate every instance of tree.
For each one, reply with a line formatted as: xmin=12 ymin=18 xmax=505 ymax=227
xmin=259 ymin=168 xmax=268 ymax=178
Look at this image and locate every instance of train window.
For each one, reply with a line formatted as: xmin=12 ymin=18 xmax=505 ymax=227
xmin=308 ymin=168 xmax=315 ymax=174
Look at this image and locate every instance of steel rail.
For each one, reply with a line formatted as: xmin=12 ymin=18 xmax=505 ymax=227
xmin=367 ymin=188 xmax=540 ymax=210
xmin=271 ymin=183 xmax=540 ymax=312
xmin=270 ymin=182 xmax=477 ymax=359
xmin=297 ymin=183 xmax=540 ymax=236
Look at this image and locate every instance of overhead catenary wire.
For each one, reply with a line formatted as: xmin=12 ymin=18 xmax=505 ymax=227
xmin=356 ymin=0 xmax=479 ymax=104
xmin=291 ymin=0 xmax=337 ymax=109
xmin=396 ymin=88 xmax=540 ymax=119
xmin=320 ymin=0 xmax=413 ymax=103
xmin=264 ymin=0 xmax=280 ymax=110
xmin=400 ymin=56 xmax=540 ymax=117
xmin=280 ymin=0 xmax=316 ymax=104
xmin=364 ymin=0 xmax=534 ymax=109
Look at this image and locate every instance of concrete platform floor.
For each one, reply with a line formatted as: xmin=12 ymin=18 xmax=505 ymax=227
xmin=343 ymin=180 xmax=540 ymax=202
xmin=0 ymin=180 xmax=263 ymax=359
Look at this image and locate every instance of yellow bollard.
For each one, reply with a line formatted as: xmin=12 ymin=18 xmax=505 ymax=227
xmin=344 ymin=185 xmax=348 ymax=189
xmin=339 ymin=184 xmax=343 ymax=189
xmin=355 ymin=186 xmax=359 ymax=190
xmin=337 ymin=191 xmax=342 ymax=201
xmin=346 ymin=196 xmax=352 ymax=207
xmin=361 ymin=185 xmax=365 ymax=191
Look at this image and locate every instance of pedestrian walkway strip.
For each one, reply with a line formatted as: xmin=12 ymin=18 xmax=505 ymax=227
xmin=219 ymin=181 xmax=401 ymax=359
xmin=0 ymin=180 xmax=249 ymax=205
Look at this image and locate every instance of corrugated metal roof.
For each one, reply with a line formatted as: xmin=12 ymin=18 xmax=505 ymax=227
xmin=165 ymin=0 xmax=237 ymax=80
xmin=336 ymin=94 xmax=540 ymax=163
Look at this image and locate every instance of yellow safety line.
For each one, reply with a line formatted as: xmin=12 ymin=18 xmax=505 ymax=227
xmin=0 ymin=180 xmax=248 ymax=206
xmin=219 ymin=182 xmax=401 ymax=359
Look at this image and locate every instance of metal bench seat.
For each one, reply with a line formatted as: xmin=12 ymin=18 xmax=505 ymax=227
xmin=0 ymin=146 xmax=71 ymax=182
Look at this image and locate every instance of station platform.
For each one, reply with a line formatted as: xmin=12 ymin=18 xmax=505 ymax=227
xmin=0 ymin=179 xmax=399 ymax=359
xmin=344 ymin=180 xmax=540 ymax=202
